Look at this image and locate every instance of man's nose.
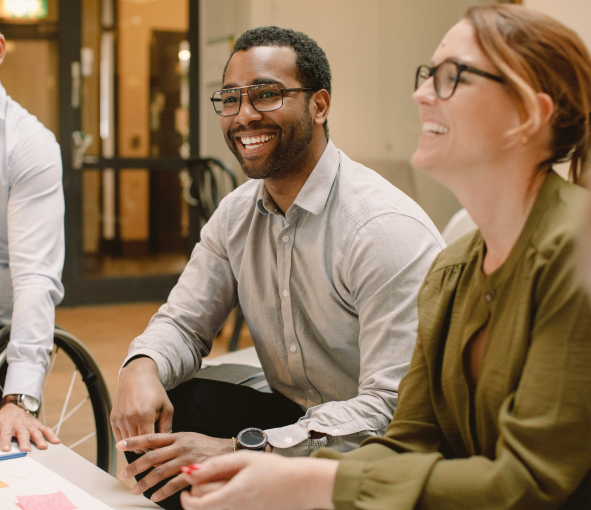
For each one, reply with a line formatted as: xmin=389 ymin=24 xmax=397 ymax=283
xmin=234 ymin=91 xmax=263 ymax=125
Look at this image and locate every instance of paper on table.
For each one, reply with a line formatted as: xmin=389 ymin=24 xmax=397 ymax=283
xmin=0 ymin=456 xmax=113 ymax=509
xmin=17 ymin=492 xmax=77 ymax=510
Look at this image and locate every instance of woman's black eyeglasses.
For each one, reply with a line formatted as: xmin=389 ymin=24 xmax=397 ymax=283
xmin=415 ymin=60 xmax=503 ymax=100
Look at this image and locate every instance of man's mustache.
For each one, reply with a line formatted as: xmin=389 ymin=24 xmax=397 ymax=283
xmin=228 ymin=124 xmax=281 ymax=139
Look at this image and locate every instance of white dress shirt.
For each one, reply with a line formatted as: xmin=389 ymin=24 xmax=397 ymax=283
xmin=0 ymin=81 xmax=65 ymax=400
xmin=126 ymin=141 xmax=444 ymax=455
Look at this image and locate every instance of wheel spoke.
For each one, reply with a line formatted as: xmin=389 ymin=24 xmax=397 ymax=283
xmin=68 ymin=431 xmax=96 ymax=450
xmin=52 ymin=396 xmax=90 ymax=430
xmin=53 ymin=368 xmax=78 ymax=436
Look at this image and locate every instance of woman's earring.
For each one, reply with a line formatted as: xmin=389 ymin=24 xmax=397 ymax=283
xmin=521 ymin=133 xmax=528 ymax=145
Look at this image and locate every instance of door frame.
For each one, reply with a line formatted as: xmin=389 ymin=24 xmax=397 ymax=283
xmin=59 ymin=0 xmax=200 ymax=306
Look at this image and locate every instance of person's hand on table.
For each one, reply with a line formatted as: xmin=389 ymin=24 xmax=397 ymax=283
xmin=178 ymin=451 xmax=338 ymax=510
xmin=116 ymin=432 xmax=233 ymax=503
xmin=110 ymin=356 xmax=174 ymax=453
xmin=0 ymin=404 xmax=60 ymax=452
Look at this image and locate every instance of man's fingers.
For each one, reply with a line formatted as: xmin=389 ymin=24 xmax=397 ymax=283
xmin=112 ymin=424 xmax=123 ymax=443
xmin=14 ymin=427 xmax=31 ymax=452
xmin=151 ymin=474 xmax=189 ymax=503
xmin=116 ymin=432 xmax=174 ymax=452
xmin=39 ymin=424 xmax=60 ymax=444
xmin=29 ymin=428 xmax=48 ymax=449
xmin=119 ymin=444 xmax=175 ymax=481
xmin=0 ymin=428 xmax=13 ymax=452
xmin=157 ymin=401 xmax=174 ymax=433
xmin=129 ymin=457 xmax=182 ymax=495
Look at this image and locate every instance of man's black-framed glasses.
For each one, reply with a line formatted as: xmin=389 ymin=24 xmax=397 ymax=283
xmin=211 ymin=83 xmax=313 ymax=116
xmin=415 ymin=60 xmax=503 ymax=100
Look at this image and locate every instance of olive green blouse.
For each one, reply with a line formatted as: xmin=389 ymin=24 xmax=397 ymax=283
xmin=316 ymin=171 xmax=591 ymax=509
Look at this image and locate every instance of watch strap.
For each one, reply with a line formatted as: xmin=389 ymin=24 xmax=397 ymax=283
xmin=1 ymin=394 xmax=39 ymax=417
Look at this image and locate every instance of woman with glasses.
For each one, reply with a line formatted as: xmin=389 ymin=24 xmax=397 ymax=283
xmin=179 ymin=5 xmax=591 ymax=509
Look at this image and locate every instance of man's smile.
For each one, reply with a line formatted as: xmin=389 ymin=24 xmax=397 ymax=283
xmin=238 ymin=133 xmax=276 ymax=151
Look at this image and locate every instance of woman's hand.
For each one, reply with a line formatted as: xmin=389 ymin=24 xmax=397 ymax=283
xmin=179 ymin=451 xmax=338 ymax=510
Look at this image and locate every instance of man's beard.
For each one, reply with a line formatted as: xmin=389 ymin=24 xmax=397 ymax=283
xmin=224 ymin=108 xmax=314 ymax=180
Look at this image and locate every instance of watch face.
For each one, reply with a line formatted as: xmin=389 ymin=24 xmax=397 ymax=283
xmin=241 ymin=430 xmax=264 ymax=447
xmin=21 ymin=395 xmax=40 ymax=413
xmin=237 ymin=428 xmax=267 ymax=449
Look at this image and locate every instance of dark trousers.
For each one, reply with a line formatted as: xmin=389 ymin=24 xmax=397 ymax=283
xmin=126 ymin=378 xmax=305 ymax=510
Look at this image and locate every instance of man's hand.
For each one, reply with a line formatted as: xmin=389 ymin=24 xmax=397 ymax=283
xmin=116 ymin=432 xmax=233 ymax=503
xmin=110 ymin=357 xmax=174 ymax=451
xmin=0 ymin=404 xmax=60 ymax=452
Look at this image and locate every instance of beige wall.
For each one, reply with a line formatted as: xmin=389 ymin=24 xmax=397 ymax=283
xmin=200 ymin=0 xmax=495 ymax=230
xmin=524 ymin=0 xmax=591 ymax=50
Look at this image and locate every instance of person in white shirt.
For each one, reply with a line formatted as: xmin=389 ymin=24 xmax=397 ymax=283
xmin=0 ymin=31 xmax=64 ymax=453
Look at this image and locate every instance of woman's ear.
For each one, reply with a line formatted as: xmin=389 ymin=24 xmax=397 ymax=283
xmin=537 ymin=92 xmax=554 ymax=128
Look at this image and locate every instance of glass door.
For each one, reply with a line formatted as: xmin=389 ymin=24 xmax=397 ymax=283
xmin=60 ymin=0 xmax=201 ymax=305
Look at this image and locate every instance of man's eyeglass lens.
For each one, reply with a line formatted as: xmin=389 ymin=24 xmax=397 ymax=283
xmin=212 ymin=84 xmax=284 ymax=116
xmin=415 ymin=62 xmax=460 ymax=99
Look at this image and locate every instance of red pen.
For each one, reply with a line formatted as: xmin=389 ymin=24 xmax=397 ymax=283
xmin=181 ymin=464 xmax=202 ymax=474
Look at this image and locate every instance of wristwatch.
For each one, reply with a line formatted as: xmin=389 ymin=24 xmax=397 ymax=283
xmin=236 ymin=427 xmax=268 ymax=451
xmin=1 ymin=394 xmax=40 ymax=417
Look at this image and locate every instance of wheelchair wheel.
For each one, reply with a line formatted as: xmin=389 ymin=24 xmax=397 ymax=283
xmin=0 ymin=327 xmax=116 ymax=475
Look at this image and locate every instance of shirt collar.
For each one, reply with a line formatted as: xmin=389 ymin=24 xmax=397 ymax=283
xmin=255 ymin=139 xmax=339 ymax=217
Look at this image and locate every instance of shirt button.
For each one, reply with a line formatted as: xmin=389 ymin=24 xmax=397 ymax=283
xmin=284 ymin=437 xmax=292 ymax=444
xmin=485 ymin=293 xmax=493 ymax=302
xmin=333 ymin=428 xmax=340 ymax=434
xmin=282 ymin=235 xmax=289 ymax=242
xmin=282 ymin=290 xmax=288 ymax=297
xmin=290 ymin=344 xmax=296 ymax=352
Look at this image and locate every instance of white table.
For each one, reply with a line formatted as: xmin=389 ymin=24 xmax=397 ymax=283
xmin=30 ymin=443 xmax=162 ymax=510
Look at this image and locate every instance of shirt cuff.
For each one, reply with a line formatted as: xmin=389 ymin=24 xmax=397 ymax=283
xmin=266 ymin=422 xmax=309 ymax=453
xmin=3 ymin=362 xmax=45 ymax=399
xmin=120 ymin=348 xmax=171 ymax=388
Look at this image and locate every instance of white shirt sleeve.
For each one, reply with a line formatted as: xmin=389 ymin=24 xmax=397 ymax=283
xmin=3 ymin=128 xmax=65 ymax=399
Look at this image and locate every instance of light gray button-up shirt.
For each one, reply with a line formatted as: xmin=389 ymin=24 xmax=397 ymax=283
xmin=126 ymin=141 xmax=444 ymax=455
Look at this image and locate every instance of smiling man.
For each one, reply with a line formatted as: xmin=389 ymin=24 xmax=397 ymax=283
xmin=110 ymin=26 xmax=444 ymax=510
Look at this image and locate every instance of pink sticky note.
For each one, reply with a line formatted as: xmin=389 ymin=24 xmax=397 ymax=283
xmin=16 ymin=492 xmax=77 ymax=510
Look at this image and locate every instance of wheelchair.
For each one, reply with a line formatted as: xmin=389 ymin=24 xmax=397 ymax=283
xmin=0 ymin=326 xmax=116 ymax=475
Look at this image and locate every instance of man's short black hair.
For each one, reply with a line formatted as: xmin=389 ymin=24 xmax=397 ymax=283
xmin=224 ymin=26 xmax=331 ymax=137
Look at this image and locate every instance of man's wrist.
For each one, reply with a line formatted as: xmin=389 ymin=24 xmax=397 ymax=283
xmin=1 ymin=394 xmax=40 ymax=417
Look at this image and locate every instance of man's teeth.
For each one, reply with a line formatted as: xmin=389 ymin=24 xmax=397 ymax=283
xmin=240 ymin=134 xmax=275 ymax=150
xmin=422 ymin=122 xmax=448 ymax=135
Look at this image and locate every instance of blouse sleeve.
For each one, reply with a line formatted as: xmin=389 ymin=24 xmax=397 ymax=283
xmin=325 ymin=237 xmax=591 ymax=510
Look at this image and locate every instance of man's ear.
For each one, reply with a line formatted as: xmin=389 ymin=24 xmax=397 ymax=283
xmin=311 ymin=89 xmax=330 ymax=127
xmin=0 ymin=35 xmax=6 ymax=67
